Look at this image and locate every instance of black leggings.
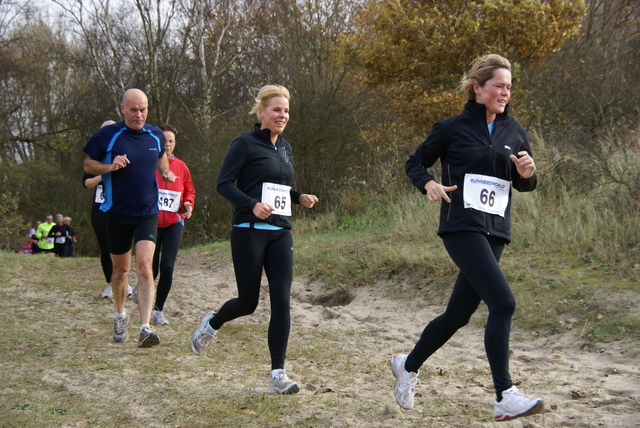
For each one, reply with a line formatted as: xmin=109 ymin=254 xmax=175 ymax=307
xmin=91 ymin=204 xmax=112 ymax=283
xmin=209 ymin=227 xmax=294 ymax=370
xmin=405 ymin=231 xmax=515 ymax=395
xmin=152 ymin=222 xmax=184 ymax=311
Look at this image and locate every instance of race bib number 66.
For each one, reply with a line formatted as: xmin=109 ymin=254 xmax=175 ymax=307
xmin=463 ymin=173 xmax=510 ymax=217
xmin=262 ymin=182 xmax=292 ymax=216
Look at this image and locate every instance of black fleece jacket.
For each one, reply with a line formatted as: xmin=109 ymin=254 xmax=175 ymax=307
xmin=217 ymin=125 xmax=303 ymax=229
xmin=406 ymin=101 xmax=537 ymax=243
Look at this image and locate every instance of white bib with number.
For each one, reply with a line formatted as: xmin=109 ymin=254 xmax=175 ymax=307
xmin=94 ymin=184 xmax=105 ymax=204
xmin=55 ymin=236 xmax=66 ymax=244
xmin=463 ymin=173 xmax=510 ymax=217
xmin=158 ymin=189 xmax=182 ymax=212
xmin=262 ymin=182 xmax=292 ymax=216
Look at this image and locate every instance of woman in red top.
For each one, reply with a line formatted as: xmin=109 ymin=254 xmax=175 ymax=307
xmin=133 ymin=123 xmax=195 ymax=325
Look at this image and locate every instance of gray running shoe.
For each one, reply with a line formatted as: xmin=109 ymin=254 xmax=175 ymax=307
xmin=101 ymin=284 xmax=112 ymax=299
xmin=152 ymin=310 xmax=169 ymax=325
xmin=391 ymin=354 xmax=419 ymax=409
xmin=130 ymin=283 xmax=138 ymax=303
xmin=113 ymin=314 xmax=128 ymax=343
xmin=267 ymin=370 xmax=300 ymax=395
xmin=138 ymin=326 xmax=160 ymax=348
xmin=190 ymin=311 xmax=216 ymax=355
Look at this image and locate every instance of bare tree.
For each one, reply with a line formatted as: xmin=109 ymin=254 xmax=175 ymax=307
xmin=520 ymin=0 xmax=640 ymax=201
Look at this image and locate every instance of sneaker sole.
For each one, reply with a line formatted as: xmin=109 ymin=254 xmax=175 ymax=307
xmin=113 ymin=333 xmax=129 ymax=343
xmin=495 ymin=400 xmax=544 ymax=422
xmin=138 ymin=333 xmax=160 ymax=348
xmin=267 ymin=384 xmax=300 ymax=395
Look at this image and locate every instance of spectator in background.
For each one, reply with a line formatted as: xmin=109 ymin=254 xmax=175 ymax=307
xmin=35 ymin=214 xmax=55 ymax=254
xmin=63 ymin=216 xmax=76 ymax=257
xmin=49 ymin=214 xmax=71 ymax=257
xmin=26 ymin=220 xmax=41 ymax=242
xmin=23 ymin=220 xmax=41 ymax=254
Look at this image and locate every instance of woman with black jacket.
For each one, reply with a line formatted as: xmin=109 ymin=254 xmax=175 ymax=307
xmin=392 ymin=54 xmax=543 ymax=422
xmin=190 ymin=85 xmax=318 ymax=395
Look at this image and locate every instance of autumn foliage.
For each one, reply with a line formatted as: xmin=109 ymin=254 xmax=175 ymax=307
xmin=342 ymin=0 xmax=586 ymax=139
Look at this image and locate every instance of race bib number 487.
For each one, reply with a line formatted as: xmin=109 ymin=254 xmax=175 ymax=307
xmin=158 ymin=189 xmax=182 ymax=212
xmin=262 ymin=182 xmax=292 ymax=216
xmin=463 ymin=174 xmax=510 ymax=217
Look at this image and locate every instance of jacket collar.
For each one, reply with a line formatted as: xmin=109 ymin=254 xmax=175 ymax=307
xmin=253 ymin=123 xmax=281 ymax=144
xmin=464 ymin=100 xmax=510 ymax=122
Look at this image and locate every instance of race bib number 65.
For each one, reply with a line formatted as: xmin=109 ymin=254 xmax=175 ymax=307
xmin=463 ymin=173 xmax=510 ymax=217
xmin=262 ymin=182 xmax=292 ymax=216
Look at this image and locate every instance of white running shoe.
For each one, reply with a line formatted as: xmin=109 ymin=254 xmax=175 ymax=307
xmin=391 ymin=354 xmax=419 ymax=410
xmin=152 ymin=310 xmax=169 ymax=325
xmin=126 ymin=284 xmax=133 ymax=298
xmin=130 ymin=283 xmax=138 ymax=303
xmin=493 ymin=386 xmax=543 ymax=421
xmin=190 ymin=311 xmax=216 ymax=355
xmin=267 ymin=370 xmax=300 ymax=395
xmin=101 ymin=284 xmax=112 ymax=299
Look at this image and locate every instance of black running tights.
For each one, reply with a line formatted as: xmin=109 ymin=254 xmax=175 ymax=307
xmin=405 ymin=231 xmax=515 ymax=395
xmin=210 ymin=227 xmax=294 ymax=370
xmin=91 ymin=205 xmax=112 ymax=284
xmin=153 ymin=222 xmax=184 ymax=311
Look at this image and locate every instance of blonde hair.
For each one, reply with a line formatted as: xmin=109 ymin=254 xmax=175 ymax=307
xmin=459 ymin=54 xmax=511 ymax=101
xmin=249 ymin=85 xmax=291 ymax=119
xmin=63 ymin=216 xmax=72 ymax=223
xmin=100 ymin=120 xmax=116 ymax=128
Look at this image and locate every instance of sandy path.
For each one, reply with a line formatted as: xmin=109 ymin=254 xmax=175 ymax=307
xmin=172 ymin=253 xmax=640 ymax=427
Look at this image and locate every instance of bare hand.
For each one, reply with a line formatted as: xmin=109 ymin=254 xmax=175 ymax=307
xmin=161 ymin=170 xmax=176 ymax=182
xmin=300 ymin=194 xmax=318 ymax=209
xmin=111 ymin=154 xmax=130 ymax=171
xmin=509 ymin=151 xmax=536 ymax=179
xmin=253 ymin=202 xmax=274 ymax=220
xmin=183 ymin=202 xmax=193 ymax=220
xmin=424 ymin=180 xmax=457 ymax=203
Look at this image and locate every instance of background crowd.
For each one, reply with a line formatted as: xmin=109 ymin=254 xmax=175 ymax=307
xmin=17 ymin=214 xmax=76 ymax=257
